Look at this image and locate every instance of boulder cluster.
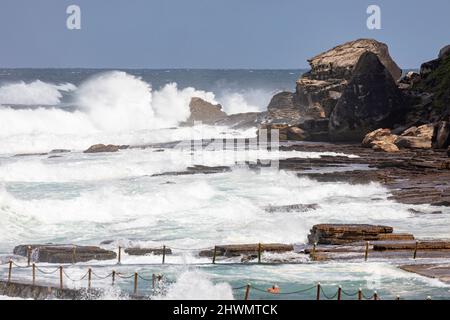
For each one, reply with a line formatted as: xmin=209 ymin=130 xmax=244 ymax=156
xmin=256 ymin=38 xmax=450 ymax=155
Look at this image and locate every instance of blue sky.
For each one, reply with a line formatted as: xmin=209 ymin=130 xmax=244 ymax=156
xmin=0 ymin=0 xmax=449 ymax=68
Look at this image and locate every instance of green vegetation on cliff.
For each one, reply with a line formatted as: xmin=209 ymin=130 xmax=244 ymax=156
xmin=418 ymin=56 xmax=450 ymax=112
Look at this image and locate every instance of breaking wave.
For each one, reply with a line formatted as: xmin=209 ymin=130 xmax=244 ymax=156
xmin=0 ymin=71 xmax=265 ymax=154
xmin=0 ymin=80 xmax=76 ymax=105
xmin=154 ymin=271 xmax=234 ymax=300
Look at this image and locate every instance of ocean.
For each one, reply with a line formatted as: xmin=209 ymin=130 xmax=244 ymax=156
xmin=0 ymin=69 xmax=449 ymax=300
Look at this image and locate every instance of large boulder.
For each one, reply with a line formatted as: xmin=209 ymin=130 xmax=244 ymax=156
xmin=362 ymin=128 xmax=398 ymax=147
xmin=185 ymin=97 xmax=227 ymax=125
xmin=263 ymin=39 xmax=402 ymax=141
xmin=329 ymin=52 xmax=406 ymax=141
xmin=305 ymin=38 xmax=402 ymax=81
xmin=295 ymin=39 xmax=400 ymax=121
xmin=362 ymin=128 xmax=399 ymax=152
xmin=394 ymin=124 xmax=434 ymax=149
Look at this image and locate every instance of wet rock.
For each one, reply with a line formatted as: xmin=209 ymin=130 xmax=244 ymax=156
xmin=400 ymin=264 xmax=450 ymax=284
xmin=185 ymin=97 xmax=227 ymax=125
xmin=124 ymin=247 xmax=172 ymax=256
xmin=13 ymin=245 xmax=117 ymax=263
xmin=308 ymin=224 xmax=397 ymax=245
xmin=408 ymin=208 xmax=443 ymax=215
xmin=14 ymin=152 xmax=48 ymax=157
xmin=329 ymin=52 xmax=405 ymax=142
xmin=374 ymin=240 xmax=450 ymax=251
xmin=199 ymin=244 xmax=294 ymax=258
xmin=152 ymin=165 xmax=231 ymax=177
xmin=84 ymin=144 xmax=126 ymax=153
xmin=264 ymin=203 xmax=319 ymax=213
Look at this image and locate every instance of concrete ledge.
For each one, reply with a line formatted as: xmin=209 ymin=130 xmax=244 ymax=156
xmin=0 ymin=280 xmax=95 ymax=300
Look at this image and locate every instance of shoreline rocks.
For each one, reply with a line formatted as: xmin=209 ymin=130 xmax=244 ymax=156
xmin=199 ymin=244 xmax=294 ymax=258
xmin=124 ymin=247 xmax=172 ymax=256
xmin=84 ymin=144 xmax=128 ymax=153
xmin=362 ymin=128 xmax=399 ymax=152
xmin=259 ymin=41 xmax=449 ymax=144
xmin=307 ymin=224 xmax=414 ymax=245
xmin=400 ymin=264 xmax=450 ymax=284
xmin=185 ymin=97 xmax=227 ymax=125
xmin=13 ymin=245 xmax=117 ymax=263
xmin=362 ymin=124 xmax=434 ymax=152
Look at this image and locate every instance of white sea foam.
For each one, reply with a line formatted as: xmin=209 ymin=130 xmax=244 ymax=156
xmin=154 ymin=271 xmax=234 ymax=300
xmin=1 ymin=168 xmax=447 ymax=253
xmin=0 ymin=80 xmax=76 ymax=105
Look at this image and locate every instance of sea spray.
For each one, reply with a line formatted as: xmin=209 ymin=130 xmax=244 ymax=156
xmin=0 ymin=71 xmax=261 ymax=154
xmin=0 ymin=80 xmax=76 ymax=106
xmin=153 ymin=271 xmax=234 ymax=300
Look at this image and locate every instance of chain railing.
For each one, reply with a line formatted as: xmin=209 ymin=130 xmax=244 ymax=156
xmin=6 ymin=240 xmax=426 ymax=269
